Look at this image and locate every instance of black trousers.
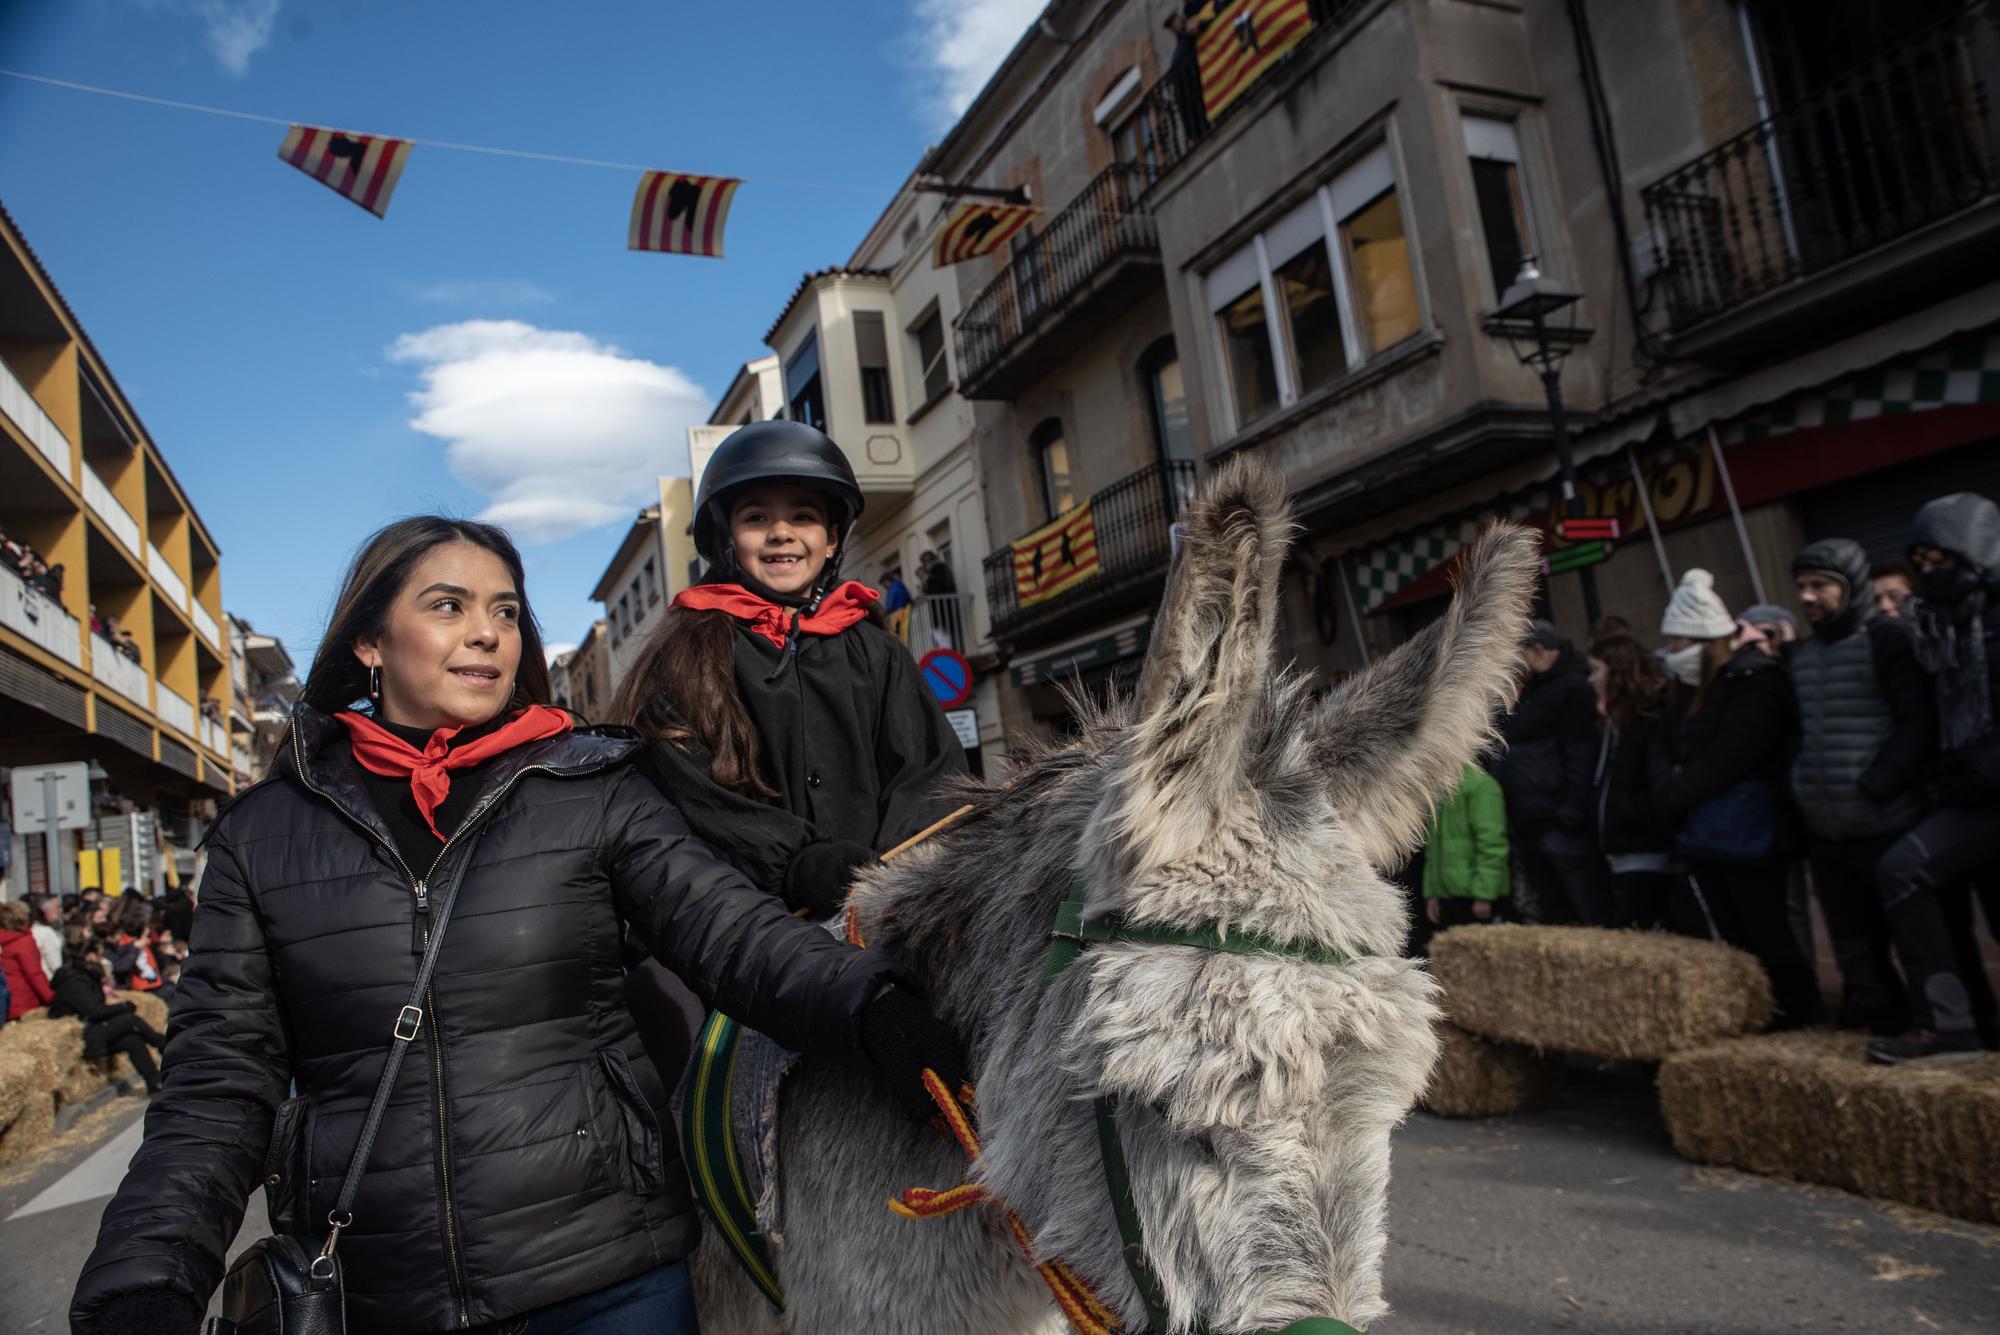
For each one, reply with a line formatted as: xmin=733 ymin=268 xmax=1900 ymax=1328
xmin=1519 ymin=828 xmax=1615 ymax=927
xmin=1611 ymin=870 xmax=1674 ymax=931
xmin=1807 ymin=832 xmax=1909 ymax=1034
xmin=1876 ymin=805 xmax=2000 ymax=1034
xmin=1689 ymin=858 xmax=1826 ymax=1028
xmin=89 ymin=1013 xmax=166 ymax=1093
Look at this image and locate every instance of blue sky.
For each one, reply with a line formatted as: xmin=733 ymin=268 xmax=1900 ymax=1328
xmin=0 ymin=0 xmax=1039 ymax=664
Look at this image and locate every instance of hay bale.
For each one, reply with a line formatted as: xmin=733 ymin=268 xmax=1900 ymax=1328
xmin=0 ymin=1047 xmax=39 ymax=1127
xmin=1428 ymin=924 xmax=1772 ymax=1060
xmin=55 ymin=1057 xmax=114 ymax=1108
xmin=1660 ymin=1031 xmax=2000 ymax=1223
xmin=0 ymin=1010 xmax=83 ymax=1090
xmin=1423 ymin=1021 xmax=1564 ymax=1118
xmin=0 ymin=1088 xmax=56 ymax=1166
xmin=115 ymin=989 xmax=169 ymax=1035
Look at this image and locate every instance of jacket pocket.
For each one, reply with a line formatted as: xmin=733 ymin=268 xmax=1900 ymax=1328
xmin=595 ymin=1048 xmax=667 ymax=1196
xmin=261 ymin=1094 xmax=310 ymax=1237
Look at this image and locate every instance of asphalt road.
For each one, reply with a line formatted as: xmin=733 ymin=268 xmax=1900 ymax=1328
xmin=4 ymin=1065 xmax=1995 ymax=1333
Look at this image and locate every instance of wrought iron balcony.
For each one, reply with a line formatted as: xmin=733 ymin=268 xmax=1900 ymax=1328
xmin=981 ymin=459 xmax=1196 ymax=644
xmin=953 ymin=162 xmax=1161 ymax=399
xmin=1641 ymin=1 xmax=2000 ymax=340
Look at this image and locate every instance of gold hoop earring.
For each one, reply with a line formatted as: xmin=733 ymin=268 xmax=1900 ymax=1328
xmin=368 ymin=665 xmax=382 ymax=702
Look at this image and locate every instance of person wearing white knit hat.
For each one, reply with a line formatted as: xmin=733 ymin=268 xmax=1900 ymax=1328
xmin=1654 ymin=566 xmax=1826 ymax=1027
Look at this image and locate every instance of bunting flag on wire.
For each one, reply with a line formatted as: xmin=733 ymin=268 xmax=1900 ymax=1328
xmin=628 ymin=171 xmax=742 ymax=258
xmin=276 ymin=124 xmax=413 ymax=218
xmin=933 ymin=201 xmax=1036 ymax=266
xmin=1198 ymin=0 xmax=1315 ymax=122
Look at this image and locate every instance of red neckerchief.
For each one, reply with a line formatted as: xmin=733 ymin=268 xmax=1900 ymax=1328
xmin=336 ymin=705 xmax=574 ymax=842
xmin=671 ymin=580 xmax=880 ymax=649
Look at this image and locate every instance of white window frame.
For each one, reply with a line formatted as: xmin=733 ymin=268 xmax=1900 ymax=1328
xmin=1203 ymin=144 xmax=1416 ymax=435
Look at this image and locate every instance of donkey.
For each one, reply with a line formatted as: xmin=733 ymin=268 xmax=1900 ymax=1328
xmin=690 ymin=457 xmax=1538 ymax=1334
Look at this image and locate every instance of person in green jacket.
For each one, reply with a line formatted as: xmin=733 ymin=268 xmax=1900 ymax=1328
xmin=1423 ymin=762 xmax=1511 ymax=927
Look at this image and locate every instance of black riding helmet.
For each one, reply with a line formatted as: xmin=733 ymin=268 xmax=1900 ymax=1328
xmin=693 ymin=419 xmax=866 ymax=597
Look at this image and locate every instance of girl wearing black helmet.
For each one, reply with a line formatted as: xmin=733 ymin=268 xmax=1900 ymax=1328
xmin=611 ymin=420 xmax=967 ymax=921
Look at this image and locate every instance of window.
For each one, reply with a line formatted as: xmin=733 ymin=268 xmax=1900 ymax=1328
xmin=1202 ymin=144 xmax=1422 ymax=434
xmin=784 ymin=334 xmax=825 ymax=431
xmin=1012 ymin=232 xmax=1045 ymax=322
xmin=913 ymin=307 xmax=950 ymax=405
xmin=628 ymin=576 xmax=644 ymax=625
xmin=1032 ymin=418 xmax=1076 ymax=519
xmin=1141 ymin=339 xmax=1195 ymax=465
xmin=1464 ymin=116 xmax=1537 ymax=302
xmin=854 ymin=311 xmax=894 ymax=424
xmin=614 ymin=595 xmax=629 ymax=643
xmin=1112 ymin=106 xmax=1158 ymax=184
xmin=643 ymin=557 xmax=658 ymax=604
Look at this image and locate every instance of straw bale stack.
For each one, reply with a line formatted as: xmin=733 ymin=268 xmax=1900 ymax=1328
xmin=119 ymin=989 xmax=168 ymax=1033
xmin=0 ymin=1087 xmax=56 ymax=1166
xmin=0 ymin=1046 xmax=39 ymax=1128
xmin=0 ymin=1010 xmax=84 ymax=1090
xmin=1660 ymin=1030 xmax=2000 ymax=1223
xmin=1428 ymin=925 xmax=1772 ymax=1060
xmin=1423 ymin=1021 xmax=1564 ymax=1118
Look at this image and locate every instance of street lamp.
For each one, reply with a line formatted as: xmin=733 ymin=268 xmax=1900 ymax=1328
xmin=1493 ymin=255 xmax=1598 ymax=627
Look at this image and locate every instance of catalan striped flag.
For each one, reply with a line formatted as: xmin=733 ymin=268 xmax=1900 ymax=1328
xmin=629 ymin=172 xmax=742 ymax=258
xmin=276 ymin=125 xmax=413 ymax=218
xmin=1198 ymin=0 xmax=1315 ymax=122
xmin=1012 ymin=503 xmax=1099 ymax=608
xmin=933 ymin=201 xmax=1036 ymax=266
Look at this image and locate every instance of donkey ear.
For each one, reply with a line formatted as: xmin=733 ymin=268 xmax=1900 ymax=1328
xmin=1310 ymin=523 xmax=1539 ymax=871
xmin=1106 ymin=457 xmax=1292 ymax=866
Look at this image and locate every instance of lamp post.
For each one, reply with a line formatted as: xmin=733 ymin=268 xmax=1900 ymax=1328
xmin=1493 ymin=256 xmax=1598 ymax=627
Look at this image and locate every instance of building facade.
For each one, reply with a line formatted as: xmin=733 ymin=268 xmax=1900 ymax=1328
xmin=1 ymin=202 xmax=237 ymax=897
xmin=924 ymin=0 xmax=1999 ymax=715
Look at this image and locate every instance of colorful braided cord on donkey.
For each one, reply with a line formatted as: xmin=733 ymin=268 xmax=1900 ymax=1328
xmin=687 ymin=457 xmax=1540 ymax=1335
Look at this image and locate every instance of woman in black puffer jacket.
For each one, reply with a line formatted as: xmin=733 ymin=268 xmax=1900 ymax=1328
xmin=1586 ymin=634 xmax=1681 ymax=931
xmin=71 ymin=517 xmax=963 ymax=1335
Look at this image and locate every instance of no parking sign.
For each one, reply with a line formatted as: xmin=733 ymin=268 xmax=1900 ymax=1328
xmin=918 ymin=647 xmax=973 ymax=709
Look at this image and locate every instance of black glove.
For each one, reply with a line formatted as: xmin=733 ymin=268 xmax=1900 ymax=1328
xmin=782 ymin=838 xmax=877 ymax=921
xmin=857 ymin=985 xmax=969 ymax=1123
xmin=88 ymin=1290 xmax=204 ymax=1335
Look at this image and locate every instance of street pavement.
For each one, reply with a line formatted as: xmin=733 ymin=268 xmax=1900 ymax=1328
xmin=3 ymin=1065 xmax=1995 ymax=1333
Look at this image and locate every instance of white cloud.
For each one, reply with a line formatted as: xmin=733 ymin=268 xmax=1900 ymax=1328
xmin=388 ymin=320 xmax=709 ymax=544
xmin=143 ymin=0 xmax=283 ymax=76
xmin=906 ymin=0 xmax=1046 ymax=130
xmin=544 ymin=641 xmax=577 ymax=665
xmin=414 ymin=279 xmax=556 ymax=307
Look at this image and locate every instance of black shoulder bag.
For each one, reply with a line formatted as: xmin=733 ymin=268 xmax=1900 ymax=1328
xmin=205 ymin=859 xmax=470 ymax=1335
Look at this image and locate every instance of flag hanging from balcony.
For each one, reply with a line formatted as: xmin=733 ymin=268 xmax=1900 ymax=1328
xmin=629 ymin=172 xmax=742 ymax=257
xmin=934 ymin=201 xmax=1036 ymax=266
xmin=277 ymin=126 xmax=414 ymax=218
xmin=1197 ymin=0 xmax=1315 ymax=122
xmin=1012 ymin=503 xmax=1100 ymax=608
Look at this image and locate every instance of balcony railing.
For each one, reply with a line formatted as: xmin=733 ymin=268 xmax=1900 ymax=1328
xmin=0 ymin=356 xmax=72 ymax=480
xmin=155 ymin=681 xmax=196 ymax=737
xmin=191 ymin=601 xmax=220 ymax=647
xmin=90 ymin=631 xmax=150 ymax=710
xmin=147 ymin=542 xmax=188 ymax=609
xmin=982 ymin=459 xmax=1196 ymax=637
xmin=202 ymin=716 xmax=228 ymax=756
xmin=83 ymin=466 xmax=142 ymax=558
xmin=1641 ymin=1 xmax=2000 ymax=333
xmin=954 ymin=162 xmax=1160 ymax=390
xmin=886 ymin=593 xmax=978 ymax=659
xmin=1 ymin=563 xmax=82 ymax=667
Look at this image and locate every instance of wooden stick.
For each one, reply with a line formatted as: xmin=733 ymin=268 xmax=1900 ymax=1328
xmin=879 ymin=804 xmax=977 ymax=863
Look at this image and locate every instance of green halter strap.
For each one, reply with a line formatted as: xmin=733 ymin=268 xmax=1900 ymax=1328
xmin=1041 ymin=872 xmax=1366 ymax=1335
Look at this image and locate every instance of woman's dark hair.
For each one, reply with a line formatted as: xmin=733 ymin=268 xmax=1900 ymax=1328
xmin=610 ymin=607 xmax=777 ymax=797
xmin=297 ymin=516 xmax=551 ymax=718
xmin=112 ymin=895 xmax=152 ymax=938
xmin=1691 ymin=635 xmax=1737 ymax=714
xmin=1588 ymin=634 xmax=1666 ymax=731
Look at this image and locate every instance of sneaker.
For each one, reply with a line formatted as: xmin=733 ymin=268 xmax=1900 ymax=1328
xmin=1865 ymin=1028 xmax=1983 ymax=1065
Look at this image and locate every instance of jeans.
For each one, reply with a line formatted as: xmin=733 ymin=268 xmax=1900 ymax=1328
xmin=1875 ymin=804 xmax=2000 ymax=1034
xmin=1807 ymin=832 xmax=1909 ymax=1033
xmin=1688 ymin=858 xmax=1826 ymax=1028
xmin=519 ymin=1263 xmax=699 ymax=1335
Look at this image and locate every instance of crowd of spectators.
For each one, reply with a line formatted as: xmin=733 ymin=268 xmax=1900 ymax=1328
xmin=1413 ymin=489 xmax=1999 ymax=1066
xmin=88 ymin=607 xmax=143 ymax=662
xmin=1 ymin=523 xmax=65 ymax=599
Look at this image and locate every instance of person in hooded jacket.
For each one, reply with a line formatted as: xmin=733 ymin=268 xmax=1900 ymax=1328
xmin=1867 ymin=493 xmax=2000 ymax=1063
xmin=1653 ymin=569 xmax=1824 ymax=1028
xmin=612 ymin=420 xmax=967 ymax=922
xmin=1493 ymin=620 xmax=1611 ymax=924
xmin=70 ymin=515 xmax=964 ymax=1335
xmin=1786 ymin=538 xmax=1934 ymax=1036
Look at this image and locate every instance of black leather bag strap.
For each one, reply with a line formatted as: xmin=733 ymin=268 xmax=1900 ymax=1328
xmin=317 ymin=851 xmax=475 ymax=1258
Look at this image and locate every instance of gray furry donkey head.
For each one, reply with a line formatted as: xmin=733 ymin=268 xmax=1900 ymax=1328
xmin=851 ymin=457 xmax=1536 ymax=1332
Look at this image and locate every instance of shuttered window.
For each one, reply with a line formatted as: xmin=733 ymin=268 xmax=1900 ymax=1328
xmin=855 ymin=312 xmax=894 ymax=423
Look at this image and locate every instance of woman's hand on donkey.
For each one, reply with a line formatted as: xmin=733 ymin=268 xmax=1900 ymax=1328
xmin=857 ymin=985 xmax=969 ymax=1122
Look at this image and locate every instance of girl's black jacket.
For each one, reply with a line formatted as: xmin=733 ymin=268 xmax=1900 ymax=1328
xmin=71 ymin=703 xmax=897 ymax=1334
xmin=644 ymin=615 xmax=967 ymax=914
